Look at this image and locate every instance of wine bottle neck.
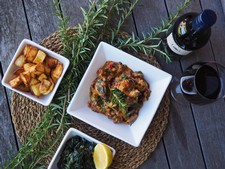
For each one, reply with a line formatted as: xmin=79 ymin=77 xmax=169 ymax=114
xmin=191 ymin=9 xmax=217 ymax=34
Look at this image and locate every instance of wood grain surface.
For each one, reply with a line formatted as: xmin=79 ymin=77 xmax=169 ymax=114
xmin=0 ymin=63 xmax=18 ymax=168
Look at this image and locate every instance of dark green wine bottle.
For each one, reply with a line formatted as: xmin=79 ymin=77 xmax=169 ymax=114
xmin=165 ymin=9 xmax=217 ymax=56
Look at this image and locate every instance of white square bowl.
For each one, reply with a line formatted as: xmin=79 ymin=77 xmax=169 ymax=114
xmin=1 ymin=39 xmax=70 ymax=106
xmin=48 ymin=128 xmax=116 ymax=169
xmin=67 ymin=42 xmax=172 ymax=147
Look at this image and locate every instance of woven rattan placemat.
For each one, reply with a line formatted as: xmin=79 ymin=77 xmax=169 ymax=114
xmin=11 ymin=30 xmax=170 ymax=169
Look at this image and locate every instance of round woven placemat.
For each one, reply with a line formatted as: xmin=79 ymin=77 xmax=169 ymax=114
xmin=11 ymin=30 xmax=170 ymax=169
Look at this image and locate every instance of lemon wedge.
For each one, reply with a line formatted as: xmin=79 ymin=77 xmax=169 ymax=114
xmin=93 ymin=143 xmax=113 ymax=169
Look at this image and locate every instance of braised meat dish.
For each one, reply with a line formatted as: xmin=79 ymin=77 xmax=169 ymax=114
xmin=88 ymin=61 xmax=151 ymax=124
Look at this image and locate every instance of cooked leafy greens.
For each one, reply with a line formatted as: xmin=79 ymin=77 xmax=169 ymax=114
xmin=57 ymin=136 xmax=96 ymax=169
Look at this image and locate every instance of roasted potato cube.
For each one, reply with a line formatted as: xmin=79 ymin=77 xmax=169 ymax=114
xmin=30 ymin=72 xmax=36 ymax=78
xmin=30 ymin=83 xmax=41 ymax=97
xmin=23 ymin=63 xmax=35 ymax=72
xmin=44 ymin=65 xmax=51 ymax=75
xmin=46 ymin=56 xmax=58 ymax=68
xmin=29 ymin=63 xmax=45 ymax=74
xmin=15 ymin=54 xmax=26 ymax=67
xmin=51 ymin=76 xmax=58 ymax=84
xmin=41 ymin=78 xmax=54 ymax=95
xmin=30 ymin=70 xmax=43 ymax=76
xmin=26 ymin=46 xmax=38 ymax=62
xmin=14 ymin=67 xmax=24 ymax=76
xmin=9 ymin=76 xmax=22 ymax=88
xmin=51 ymin=62 xmax=63 ymax=79
xmin=20 ymin=71 xmax=31 ymax=87
xmin=33 ymin=50 xmax=46 ymax=64
xmin=23 ymin=45 xmax=31 ymax=56
xmin=35 ymin=63 xmax=45 ymax=72
xmin=16 ymin=84 xmax=30 ymax=92
xmin=38 ymin=73 xmax=47 ymax=82
xmin=30 ymin=78 xmax=39 ymax=86
xmin=39 ymin=79 xmax=51 ymax=94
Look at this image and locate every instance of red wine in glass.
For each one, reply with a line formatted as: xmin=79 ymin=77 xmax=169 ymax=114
xmin=180 ymin=63 xmax=222 ymax=105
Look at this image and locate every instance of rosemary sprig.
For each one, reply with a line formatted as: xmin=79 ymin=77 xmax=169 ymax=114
xmin=115 ymin=0 xmax=193 ymax=62
xmin=97 ymin=0 xmax=131 ymax=41
xmin=110 ymin=0 xmax=140 ymax=43
xmin=110 ymin=88 xmax=128 ymax=114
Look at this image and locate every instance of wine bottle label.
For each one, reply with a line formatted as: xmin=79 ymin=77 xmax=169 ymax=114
xmin=167 ymin=33 xmax=192 ymax=55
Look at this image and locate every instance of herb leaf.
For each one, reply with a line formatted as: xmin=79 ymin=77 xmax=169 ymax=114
xmin=110 ymin=88 xmax=128 ymax=114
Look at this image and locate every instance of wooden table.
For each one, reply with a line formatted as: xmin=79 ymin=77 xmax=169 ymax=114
xmin=1 ymin=0 xmax=225 ymax=168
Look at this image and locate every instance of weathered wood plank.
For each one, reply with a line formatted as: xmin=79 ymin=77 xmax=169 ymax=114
xmin=0 ymin=0 xmax=29 ymax=167
xmin=164 ymin=1 xmax=216 ymax=169
xmin=220 ymin=0 xmax=225 ymax=15
xmin=192 ymin=102 xmax=225 ymax=169
xmin=138 ymin=140 xmax=169 ymax=169
xmin=0 ymin=0 xmax=30 ymax=100
xmin=191 ymin=0 xmax=225 ymax=168
xmin=163 ymin=102 xmax=206 ymax=169
xmin=0 ymin=0 xmax=30 ymax=71
xmin=60 ymin=0 xmax=136 ymax=34
xmin=23 ymin=0 xmax=59 ymax=42
xmin=0 ymin=62 xmax=18 ymax=168
xmin=111 ymin=1 xmax=137 ymax=34
xmin=134 ymin=0 xmax=168 ymax=34
xmin=60 ymin=0 xmax=89 ymax=26
xmin=133 ymin=0 xmax=207 ymax=168
xmin=166 ymin=0 xmax=225 ymax=169
xmin=203 ymin=0 xmax=225 ymax=64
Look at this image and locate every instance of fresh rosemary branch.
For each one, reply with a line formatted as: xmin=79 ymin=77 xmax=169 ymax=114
xmin=110 ymin=88 xmax=128 ymax=114
xmin=144 ymin=0 xmax=193 ymax=41
xmin=5 ymin=107 xmax=62 ymax=169
xmin=115 ymin=0 xmax=193 ymax=62
xmin=96 ymin=0 xmax=131 ymax=42
xmin=110 ymin=0 xmax=140 ymax=43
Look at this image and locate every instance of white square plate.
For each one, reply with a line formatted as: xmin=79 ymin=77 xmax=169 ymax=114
xmin=48 ymin=128 xmax=116 ymax=169
xmin=67 ymin=42 xmax=172 ymax=147
xmin=1 ymin=39 xmax=70 ymax=106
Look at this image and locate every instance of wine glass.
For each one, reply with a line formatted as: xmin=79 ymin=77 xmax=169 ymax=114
xmin=170 ymin=61 xmax=225 ymax=105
